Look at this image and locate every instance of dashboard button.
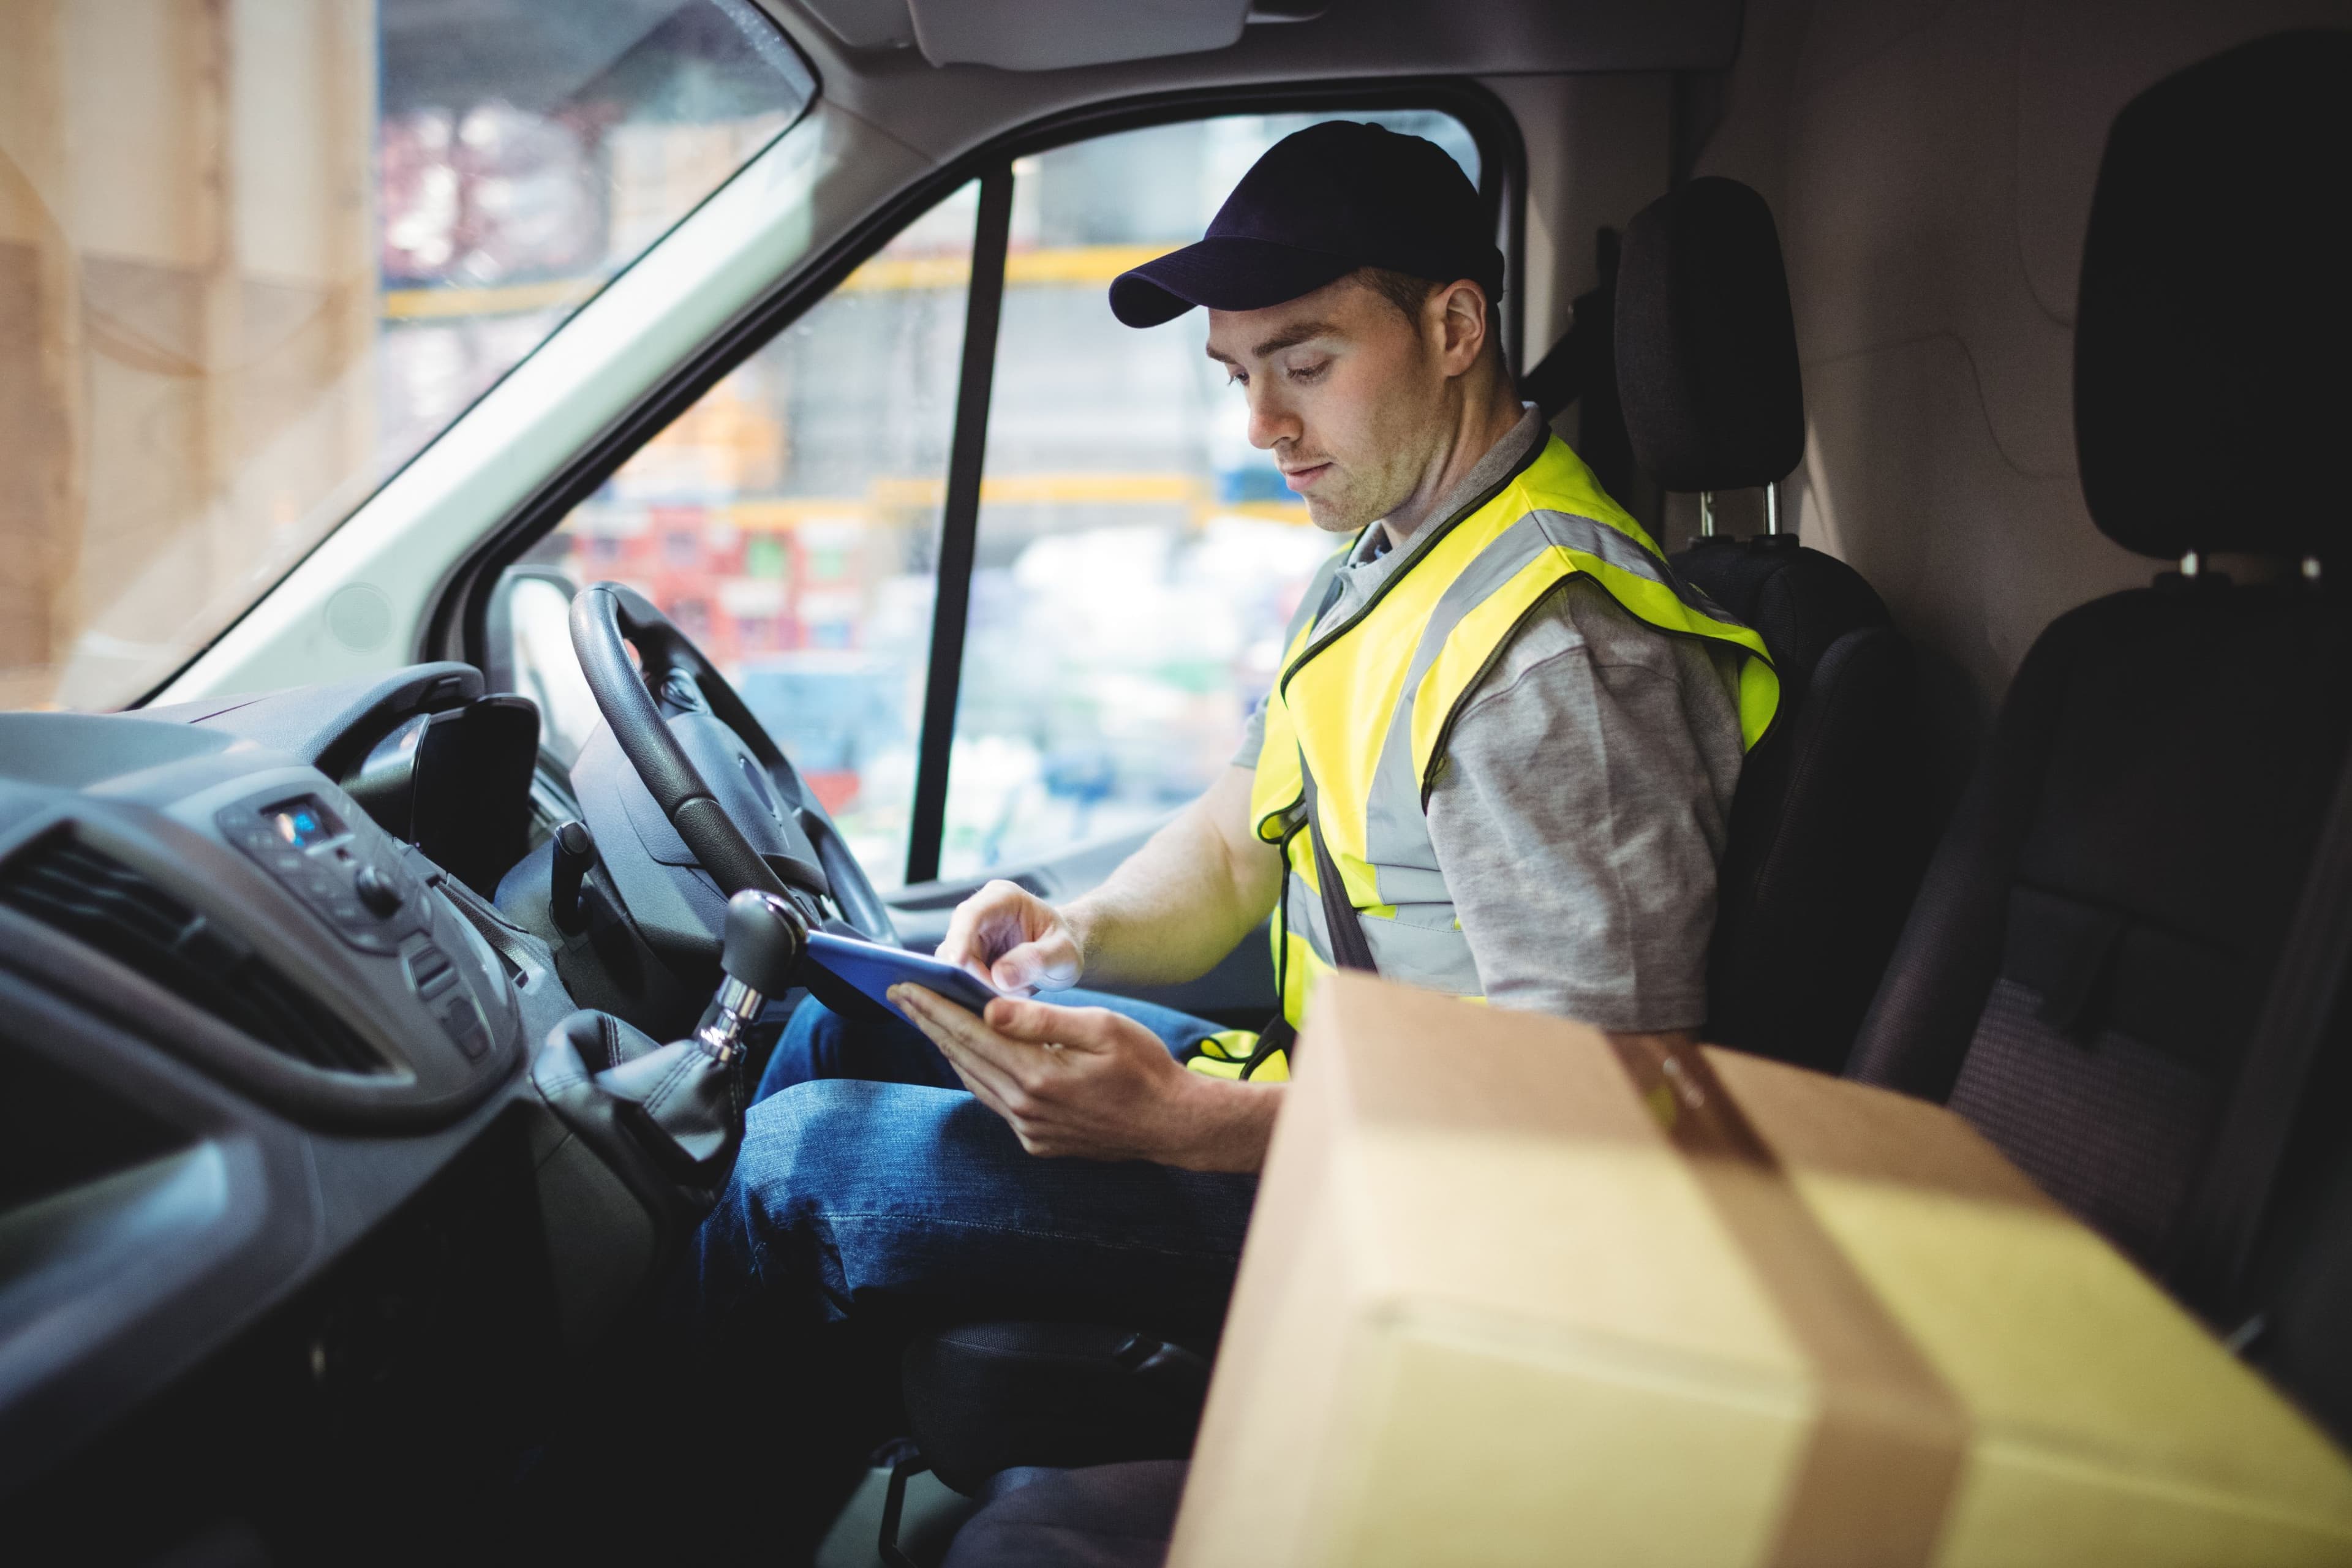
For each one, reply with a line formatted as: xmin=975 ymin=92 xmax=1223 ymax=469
xmin=404 ymin=942 xmax=457 ymax=998
xmin=437 ymin=993 xmax=489 ymax=1060
xmin=219 ymin=796 xmax=418 ymax=956
xmin=258 ymin=846 xmax=311 ymax=877
xmin=294 ymin=870 xmax=347 ymax=908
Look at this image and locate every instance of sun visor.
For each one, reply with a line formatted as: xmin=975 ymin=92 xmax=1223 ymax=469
xmin=795 ymin=0 xmax=916 ymax=51
xmin=905 ymin=0 xmax=1251 ymax=70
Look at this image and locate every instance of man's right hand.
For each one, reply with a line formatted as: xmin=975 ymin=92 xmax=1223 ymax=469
xmin=937 ymin=879 xmax=1085 ymax=996
xmin=930 ymin=766 xmax=1274 ymax=997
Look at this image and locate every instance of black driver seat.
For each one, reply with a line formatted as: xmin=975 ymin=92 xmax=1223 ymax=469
xmin=1616 ymin=175 xmax=1929 ymax=1074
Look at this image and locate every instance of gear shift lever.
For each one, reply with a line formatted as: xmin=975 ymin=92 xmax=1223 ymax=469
xmin=530 ymin=890 xmax=808 ymax=1215
xmin=698 ymin=889 xmax=807 ymax=1063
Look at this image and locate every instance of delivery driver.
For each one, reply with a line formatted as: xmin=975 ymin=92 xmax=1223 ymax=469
xmin=693 ymin=122 xmax=1773 ymax=1387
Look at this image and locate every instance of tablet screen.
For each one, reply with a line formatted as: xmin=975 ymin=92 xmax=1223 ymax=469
xmin=804 ymin=930 xmax=1005 ymax=1017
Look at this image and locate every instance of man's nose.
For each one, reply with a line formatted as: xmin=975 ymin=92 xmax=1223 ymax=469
xmin=1246 ymin=386 xmax=1300 ymax=451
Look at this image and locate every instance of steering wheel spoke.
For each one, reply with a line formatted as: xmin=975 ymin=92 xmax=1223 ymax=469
xmin=569 ymin=582 xmax=899 ymax=946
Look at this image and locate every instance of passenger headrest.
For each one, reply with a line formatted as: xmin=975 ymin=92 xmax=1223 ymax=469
xmin=1615 ymin=177 xmax=1804 ymax=493
xmin=2076 ymin=31 xmax=2352 ymax=559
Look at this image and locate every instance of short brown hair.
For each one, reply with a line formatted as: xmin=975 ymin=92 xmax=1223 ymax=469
xmin=1355 ymin=267 xmax=1505 ymax=362
xmin=1357 ymin=266 xmax=1444 ymax=322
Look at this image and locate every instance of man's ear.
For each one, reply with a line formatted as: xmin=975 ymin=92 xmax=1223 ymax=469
xmin=1431 ymin=280 xmax=1491 ymax=377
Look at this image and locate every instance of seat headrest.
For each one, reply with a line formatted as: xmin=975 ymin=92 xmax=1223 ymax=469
xmin=2076 ymin=31 xmax=2352 ymax=559
xmin=1615 ymin=177 xmax=1805 ymax=494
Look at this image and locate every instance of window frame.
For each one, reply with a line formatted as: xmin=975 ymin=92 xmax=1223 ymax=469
xmin=441 ymin=77 xmax=1526 ymax=888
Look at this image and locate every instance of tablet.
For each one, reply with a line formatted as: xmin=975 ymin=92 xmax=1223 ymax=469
xmin=804 ymin=930 xmax=1007 ymax=1017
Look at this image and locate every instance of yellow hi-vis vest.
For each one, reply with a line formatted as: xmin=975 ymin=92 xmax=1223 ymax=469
xmin=1185 ymin=434 xmax=1779 ymax=1084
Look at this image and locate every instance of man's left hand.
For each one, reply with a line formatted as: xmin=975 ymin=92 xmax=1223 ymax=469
xmin=889 ymin=986 xmax=1276 ymax=1172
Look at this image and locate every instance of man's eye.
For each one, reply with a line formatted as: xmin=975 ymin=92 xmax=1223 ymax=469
xmin=1224 ymin=369 xmax=1248 ymax=388
xmin=1286 ymin=360 xmax=1329 ymax=383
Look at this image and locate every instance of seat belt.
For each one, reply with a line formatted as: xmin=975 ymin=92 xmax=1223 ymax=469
xmin=2169 ymin=729 xmax=2352 ymax=1322
xmin=1298 ymin=756 xmax=1378 ymax=974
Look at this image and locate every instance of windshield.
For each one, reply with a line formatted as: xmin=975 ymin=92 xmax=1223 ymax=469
xmin=0 ymin=0 xmax=813 ymax=714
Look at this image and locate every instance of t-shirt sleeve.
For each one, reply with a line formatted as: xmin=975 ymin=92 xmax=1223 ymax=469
xmin=1231 ymin=692 xmax=1270 ymax=771
xmin=1425 ymin=579 xmax=1741 ymax=1032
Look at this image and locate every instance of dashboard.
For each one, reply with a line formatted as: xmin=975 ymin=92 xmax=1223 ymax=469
xmin=0 ymin=663 xmax=587 ymax=1561
xmin=0 ymin=656 xmax=1268 ymax=1562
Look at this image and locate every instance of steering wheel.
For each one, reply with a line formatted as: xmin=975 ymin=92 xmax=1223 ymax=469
xmin=567 ymin=581 xmax=898 ymax=946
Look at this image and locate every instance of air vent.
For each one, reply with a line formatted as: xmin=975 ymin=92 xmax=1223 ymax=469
xmin=0 ymin=832 xmax=393 ymax=1076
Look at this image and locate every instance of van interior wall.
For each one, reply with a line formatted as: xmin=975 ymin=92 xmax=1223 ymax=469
xmin=1490 ymin=71 xmax=1671 ymax=533
xmin=1667 ymin=0 xmax=2352 ymax=802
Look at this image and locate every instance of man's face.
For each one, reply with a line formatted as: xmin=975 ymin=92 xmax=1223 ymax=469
xmin=1205 ymin=276 xmax=1450 ymax=535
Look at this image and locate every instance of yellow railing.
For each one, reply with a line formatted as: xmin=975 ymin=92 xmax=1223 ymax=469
xmin=866 ymin=471 xmax=1204 ymax=508
xmin=382 ymin=244 xmax=1174 ymax=321
xmin=836 ymin=243 xmax=1174 ymax=294
xmin=626 ymin=474 xmax=1308 ymax=533
xmin=382 ymin=276 xmax=601 ymax=320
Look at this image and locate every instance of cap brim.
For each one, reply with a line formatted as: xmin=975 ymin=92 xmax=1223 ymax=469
xmin=1109 ymin=236 xmax=1360 ymax=327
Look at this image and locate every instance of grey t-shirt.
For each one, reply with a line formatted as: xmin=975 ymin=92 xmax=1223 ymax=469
xmin=1234 ymin=407 xmax=1744 ymax=1031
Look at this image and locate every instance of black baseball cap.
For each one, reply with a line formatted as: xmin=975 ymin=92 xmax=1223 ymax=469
xmin=1109 ymin=121 xmax=1503 ymax=328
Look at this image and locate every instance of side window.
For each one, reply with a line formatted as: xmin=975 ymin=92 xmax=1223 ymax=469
xmin=527 ymin=184 xmax=980 ymax=888
xmin=510 ymin=105 xmax=1488 ymax=893
xmin=937 ymin=111 xmax=1483 ymax=881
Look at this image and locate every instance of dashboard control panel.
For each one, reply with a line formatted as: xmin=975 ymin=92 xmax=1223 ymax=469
xmin=0 ymin=705 xmax=534 ymax=1133
xmin=205 ymin=781 xmax=517 ymax=1075
xmin=216 ymin=792 xmax=428 ymax=956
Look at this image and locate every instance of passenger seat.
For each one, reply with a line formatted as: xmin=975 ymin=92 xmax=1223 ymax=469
xmin=1613 ymin=175 xmax=1929 ymax=1073
xmin=1849 ymin=30 xmax=2352 ymax=1429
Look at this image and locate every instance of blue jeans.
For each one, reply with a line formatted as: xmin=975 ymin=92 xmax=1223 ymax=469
xmin=692 ymin=989 xmax=1257 ymax=1341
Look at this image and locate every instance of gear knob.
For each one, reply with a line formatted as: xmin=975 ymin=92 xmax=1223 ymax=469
xmin=696 ymin=890 xmax=807 ymax=1065
xmin=723 ymin=889 xmax=807 ymax=996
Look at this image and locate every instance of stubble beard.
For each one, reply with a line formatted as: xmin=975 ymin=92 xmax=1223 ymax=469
xmin=1302 ymin=452 xmax=1426 ymax=538
xmin=1292 ymin=377 xmax=1450 ymax=535
xmin=1287 ymin=454 xmax=1379 ymax=535
xmin=1303 ymin=491 xmax=1364 ymax=534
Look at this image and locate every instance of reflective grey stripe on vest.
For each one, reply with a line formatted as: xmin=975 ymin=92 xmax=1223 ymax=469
xmin=1335 ymin=508 xmax=1725 ymax=995
xmin=1289 ymin=546 xmax=1349 ymax=652
xmin=1278 ymin=509 xmax=1717 ymax=997
xmin=1256 ymin=546 xmax=1350 ymax=836
xmin=1272 ymin=541 xmax=1474 ymax=993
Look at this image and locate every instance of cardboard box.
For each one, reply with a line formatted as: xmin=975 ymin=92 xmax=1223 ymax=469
xmin=1167 ymin=974 xmax=2352 ymax=1567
